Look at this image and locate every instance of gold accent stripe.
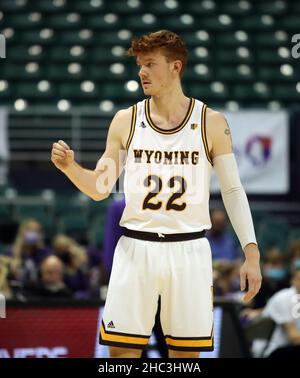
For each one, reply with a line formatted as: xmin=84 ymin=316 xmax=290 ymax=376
xmin=126 ymin=104 xmax=137 ymax=150
xmin=201 ymin=104 xmax=213 ymax=165
xmin=145 ymin=98 xmax=195 ymax=134
xmin=100 ymin=324 xmax=149 ymax=345
xmin=166 ymin=330 xmax=214 ymax=348
xmin=166 ymin=337 xmax=213 ymax=348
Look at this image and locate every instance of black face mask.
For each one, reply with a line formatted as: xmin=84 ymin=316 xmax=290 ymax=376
xmin=57 ymin=251 xmax=71 ymax=265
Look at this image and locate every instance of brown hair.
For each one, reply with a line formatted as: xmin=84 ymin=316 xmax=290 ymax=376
xmin=288 ymin=240 xmax=300 ymax=259
xmin=12 ymin=218 xmax=44 ymax=260
xmin=127 ymin=30 xmax=188 ymax=78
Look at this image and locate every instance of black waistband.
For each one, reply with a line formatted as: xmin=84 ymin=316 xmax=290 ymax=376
xmin=122 ymin=228 xmax=206 ymax=242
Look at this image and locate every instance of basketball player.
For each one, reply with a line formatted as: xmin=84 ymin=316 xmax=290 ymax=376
xmin=51 ymin=30 xmax=262 ymax=358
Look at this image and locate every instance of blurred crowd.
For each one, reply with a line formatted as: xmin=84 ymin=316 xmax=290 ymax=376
xmin=0 ymin=218 xmax=103 ymax=301
xmin=207 ymin=209 xmax=300 ymax=306
xmin=206 ymin=208 xmax=300 ymax=358
xmin=1 ymin=200 xmax=299 ymax=305
xmin=1 ymin=198 xmax=300 ymax=357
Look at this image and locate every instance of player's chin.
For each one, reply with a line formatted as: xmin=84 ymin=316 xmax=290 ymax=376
xmin=142 ymin=88 xmax=153 ymax=96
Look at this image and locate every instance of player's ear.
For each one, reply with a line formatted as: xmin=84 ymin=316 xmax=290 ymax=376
xmin=172 ymin=60 xmax=182 ymax=76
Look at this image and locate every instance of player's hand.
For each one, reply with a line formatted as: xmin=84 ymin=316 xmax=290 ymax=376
xmin=51 ymin=140 xmax=74 ymax=172
xmin=240 ymin=244 xmax=262 ymax=303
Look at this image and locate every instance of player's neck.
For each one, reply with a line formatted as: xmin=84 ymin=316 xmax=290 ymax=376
xmin=150 ymin=84 xmax=189 ymax=123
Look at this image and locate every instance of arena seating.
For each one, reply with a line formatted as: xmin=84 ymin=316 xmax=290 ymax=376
xmin=0 ymin=0 xmax=299 ymax=110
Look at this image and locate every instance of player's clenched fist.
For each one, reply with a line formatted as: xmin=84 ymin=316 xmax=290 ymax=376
xmin=51 ymin=140 xmax=74 ymax=172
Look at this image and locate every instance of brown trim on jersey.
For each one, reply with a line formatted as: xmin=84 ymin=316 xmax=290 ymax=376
xmin=126 ymin=104 xmax=137 ymax=150
xmin=99 ymin=338 xmax=147 ymax=350
xmin=164 ymin=332 xmax=213 ymax=341
xmin=145 ymin=98 xmax=195 ymax=134
xmin=167 ymin=344 xmax=214 ymax=352
xmin=201 ymin=104 xmax=213 ymax=166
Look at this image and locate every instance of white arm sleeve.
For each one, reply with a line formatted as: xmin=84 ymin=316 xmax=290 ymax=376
xmin=213 ymin=153 xmax=257 ymax=250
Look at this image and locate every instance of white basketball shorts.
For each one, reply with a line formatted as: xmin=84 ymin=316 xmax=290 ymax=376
xmin=99 ymin=235 xmax=214 ymax=351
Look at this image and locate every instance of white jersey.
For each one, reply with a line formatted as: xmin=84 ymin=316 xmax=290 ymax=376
xmin=119 ymin=97 xmax=213 ymax=234
xmin=261 ymin=287 xmax=300 ymax=357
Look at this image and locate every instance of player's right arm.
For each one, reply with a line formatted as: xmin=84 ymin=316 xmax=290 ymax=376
xmin=51 ymin=108 xmax=132 ymax=201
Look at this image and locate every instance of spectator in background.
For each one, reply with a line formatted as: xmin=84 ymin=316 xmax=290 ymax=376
xmin=257 ymin=267 xmax=300 ymax=357
xmin=52 ymin=234 xmax=90 ymax=299
xmin=207 ymin=209 xmax=240 ymax=262
xmin=102 ymin=195 xmax=125 ymax=284
xmin=242 ymin=247 xmax=290 ymax=323
xmin=251 ymin=247 xmax=289 ymax=309
xmin=213 ymin=261 xmax=241 ymax=298
xmin=10 ymin=219 xmax=51 ymax=285
xmin=288 ymin=241 xmax=300 ymax=272
xmin=0 ymin=256 xmax=20 ymax=299
xmin=22 ymin=255 xmax=71 ymax=300
xmin=87 ymin=244 xmax=104 ymax=299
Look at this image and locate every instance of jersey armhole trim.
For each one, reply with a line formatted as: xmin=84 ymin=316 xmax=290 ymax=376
xmin=126 ymin=104 xmax=137 ymax=150
xmin=201 ymin=104 xmax=213 ymax=166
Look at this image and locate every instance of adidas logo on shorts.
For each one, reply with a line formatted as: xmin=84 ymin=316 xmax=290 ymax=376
xmin=107 ymin=321 xmax=115 ymax=329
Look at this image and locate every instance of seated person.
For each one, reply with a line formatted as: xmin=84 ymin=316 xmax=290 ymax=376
xmin=252 ymin=247 xmax=289 ymax=309
xmin=22 ymin=255 xmax=72 ymax=300
xmin=0 ymin=256 xmax=20 ymax=299
xmin=207 ymin=209 xmax=240 ymax=262
xmin=52 ymin=234 xmax=90 ymax=299
xmin=288 ymin=240 xmax=300 ymax=271
xmin=9 ymin=219 xmax=51 ymax=285
xmin=255 ymin=267 xmax=300 ymax=357
xmin=213 ymin=261 xmax=241 ymax=299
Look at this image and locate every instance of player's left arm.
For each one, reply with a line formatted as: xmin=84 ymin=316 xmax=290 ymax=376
xmin=206 ymin=108 xmax=262 ymax=303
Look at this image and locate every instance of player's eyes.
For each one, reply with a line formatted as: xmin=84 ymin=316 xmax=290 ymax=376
xmin=137 ymin=63 xmax=155 ymax=69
